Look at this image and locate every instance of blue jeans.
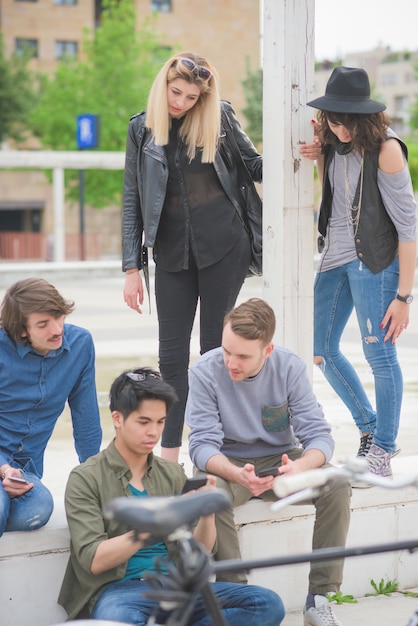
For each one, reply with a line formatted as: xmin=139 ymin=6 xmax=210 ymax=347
xmin=314 ymin=257 xmax=401 ymax=452
xmin=0 ymin=466 xmax=54 ymax=536
xmin=91 ymin=579 xmax=285 ymax=625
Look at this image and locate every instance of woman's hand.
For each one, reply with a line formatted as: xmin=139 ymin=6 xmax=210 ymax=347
xmin=123 ymin=271 xmax=144 ymax=314
xmin=300 ymin=119 xmax=323 ymax=161
xmin=381 ymin=299 xmax=410 ymax=344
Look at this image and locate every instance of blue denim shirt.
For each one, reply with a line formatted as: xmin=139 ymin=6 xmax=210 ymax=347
xmin=0 ymin=323 xmax=102 ymax=476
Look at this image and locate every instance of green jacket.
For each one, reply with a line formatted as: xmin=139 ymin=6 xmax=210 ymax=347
xmin=58 ymin=440 xmax=187 ymax=619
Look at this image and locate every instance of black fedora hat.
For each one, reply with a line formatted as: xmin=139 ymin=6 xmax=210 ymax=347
xmin=307 ymin=66 xmax=386 ymax=114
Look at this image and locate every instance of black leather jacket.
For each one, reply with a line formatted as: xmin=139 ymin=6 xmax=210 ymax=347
xmin=122 ymin=100 xmax=262 ymax=270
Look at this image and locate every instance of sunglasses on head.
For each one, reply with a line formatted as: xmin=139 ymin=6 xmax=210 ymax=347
xmin=126 ymin=371 xmax=162 ymax=383
xmin=174 ymin=57 xmax=212 ymax=81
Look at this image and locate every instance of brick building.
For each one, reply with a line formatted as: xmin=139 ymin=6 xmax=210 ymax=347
xmin=0 ymin=0 xmax=261 ymax=111
xmin=1 ymin=2 xmax=417 ymax=261
xmin=0 ymin=0 xmax=261 ymax=260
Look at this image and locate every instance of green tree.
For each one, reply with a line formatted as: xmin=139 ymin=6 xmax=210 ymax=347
xmin=0 ymin=33 xmax=39 ymax=144
xmin=241 ymin=62 xmax=263 ymax=147
xmin=400 ymin=59 xmax=418 ymax=190
xmin=30 ymin=0 xmax=170 ymax=208
xmin=406 ymin=140 xmax=418 ymax=191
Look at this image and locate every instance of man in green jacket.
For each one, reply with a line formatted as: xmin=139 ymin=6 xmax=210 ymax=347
xmin=58 ymin=367 xmax=284 ymax=625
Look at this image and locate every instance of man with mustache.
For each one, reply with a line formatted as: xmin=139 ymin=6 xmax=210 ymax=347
xmin=0 ymin=278 xmax=102 ymax=537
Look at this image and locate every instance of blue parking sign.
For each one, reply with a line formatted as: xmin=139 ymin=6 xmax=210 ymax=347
xmin=76 ymin=114 xmax=100 ymax=149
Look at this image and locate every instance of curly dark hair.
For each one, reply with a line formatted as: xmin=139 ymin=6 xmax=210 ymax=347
xmin=319 ymin=110 xmax=391 ymax=153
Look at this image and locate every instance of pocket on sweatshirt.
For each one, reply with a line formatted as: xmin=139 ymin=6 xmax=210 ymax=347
xmin=261 ymin=402 xmax=290 ymax=432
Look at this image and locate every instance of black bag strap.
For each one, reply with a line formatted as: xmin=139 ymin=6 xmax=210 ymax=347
xmin=141 ymin=245 xmax=151 ymax=314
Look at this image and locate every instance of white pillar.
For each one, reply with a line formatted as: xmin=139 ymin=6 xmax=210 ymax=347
xmin=52 ymin=167 xmax=65 ymax=262
xmin=262 ymin=0 xmax=315 ymax=375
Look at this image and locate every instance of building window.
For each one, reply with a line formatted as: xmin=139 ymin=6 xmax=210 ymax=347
xmin=15 ymin=38 xmax=39 ymax=58
xmin=55 ymin=40 xmax=78 ymax=59
xmin=151 ymin=0 xmax=172 ymax=13
xmin=394 ymin=95 xmax=409 ymax=114
xmin=380 ymin=73 xmax=396 ymax=86
xmin=405 ymin=71 xmax=418 ymax=84
xmin=53 ymin=0 xmax=77 ymax=4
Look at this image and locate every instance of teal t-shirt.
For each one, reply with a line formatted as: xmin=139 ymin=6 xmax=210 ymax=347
xmin=123 ymin=484 xmax=169 ymax=580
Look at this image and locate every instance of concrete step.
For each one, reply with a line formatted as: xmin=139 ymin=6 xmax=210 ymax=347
xmin=1 ymin=456 xmax=417 ymax=625
xmin=284 ymin=591 xmax=418 ymax=626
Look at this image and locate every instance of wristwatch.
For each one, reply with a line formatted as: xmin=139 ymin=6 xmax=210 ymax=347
xmin=396 ymin=293 xmax=414 ymax=304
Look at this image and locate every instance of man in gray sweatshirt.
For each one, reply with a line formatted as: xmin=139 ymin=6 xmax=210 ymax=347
xmin=186 ymin=298 xmax=351 ymax=626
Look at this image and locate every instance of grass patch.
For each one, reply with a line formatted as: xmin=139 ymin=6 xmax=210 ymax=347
xmin=326 ymin=591 xmax=358 ymax=605
xmin=366 ymin=578 xmax=399 ymax=597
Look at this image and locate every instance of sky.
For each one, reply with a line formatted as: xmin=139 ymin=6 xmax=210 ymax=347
xmin=315 ymin=0 xmax=418 ymax=60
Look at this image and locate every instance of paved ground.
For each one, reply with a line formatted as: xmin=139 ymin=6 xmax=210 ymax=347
xmin=1 ymin=265 xmax=417 ymax=626
xmin=5 ymin=266 xmax=412 ymax=463
xmin=284 ymin=592 xmax=418 ymax=625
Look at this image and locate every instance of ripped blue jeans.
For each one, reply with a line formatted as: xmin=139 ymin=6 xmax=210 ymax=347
xmin=0 ymin=461 xmax=54 ymax=536
xmin=314 ymin=257 xmax=401 ymax=452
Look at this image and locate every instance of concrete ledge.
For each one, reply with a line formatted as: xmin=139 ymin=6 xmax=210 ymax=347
xmin=237 ymin=456 xmax=418 ymax=610
xmin=1 ymin=457 xmax=417 ymax=625
xmin=0 ymin=260 xmax=122 ymax=288
xmin=0 ymin=505 xmax=69 ymax=560
xmin=0 ymin=504 xmax=69 ymax=626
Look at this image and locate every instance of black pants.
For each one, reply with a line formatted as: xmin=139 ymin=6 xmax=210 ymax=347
xmin=155 ymin=235 xmax=251 ymax=448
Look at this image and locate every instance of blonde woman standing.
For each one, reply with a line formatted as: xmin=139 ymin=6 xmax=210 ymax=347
xmin=122 ymin=52 xmax=262 ymax=462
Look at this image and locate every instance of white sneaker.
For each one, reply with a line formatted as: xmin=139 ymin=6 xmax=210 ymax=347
xmin=304 ymin=595 xmax=344 ymax=625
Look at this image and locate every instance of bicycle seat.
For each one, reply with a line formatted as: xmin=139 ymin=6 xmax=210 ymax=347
xmin=104 ymin=488 xmax=231 ymax=537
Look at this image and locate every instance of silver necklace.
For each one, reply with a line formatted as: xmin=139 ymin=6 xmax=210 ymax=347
xmin=344 ymin=151 xmax=364 ymax=238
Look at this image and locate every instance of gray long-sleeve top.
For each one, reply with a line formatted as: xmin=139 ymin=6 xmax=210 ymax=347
xmin=186 ymin=346 xmax=335 ymax=471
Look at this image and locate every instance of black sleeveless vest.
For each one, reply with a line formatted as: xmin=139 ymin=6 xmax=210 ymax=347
xmin=318 ymin=137 xmax=407 ymax=274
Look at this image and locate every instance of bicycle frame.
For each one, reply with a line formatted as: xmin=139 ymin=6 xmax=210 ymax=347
xmin=104 ymin=464 xmax=418 ymax=626
xmin=139 ymin=527 xmax=418 ymax=625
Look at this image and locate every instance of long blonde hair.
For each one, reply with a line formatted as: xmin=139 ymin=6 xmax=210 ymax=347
xmin=146 ymin=52 xmax=221 ymax=163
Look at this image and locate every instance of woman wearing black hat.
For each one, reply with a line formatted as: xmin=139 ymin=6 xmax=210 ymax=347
xmin=301 ymin=66 xmax=416 ymax=482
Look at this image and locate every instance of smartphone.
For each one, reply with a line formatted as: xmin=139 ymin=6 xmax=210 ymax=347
xmin=9 ymin=475 xmax=29 ymax=484
xmin=181 ymin=477 xmax=208 ymax=494
xmin=256 ymin=467 xmax=280 ymax=478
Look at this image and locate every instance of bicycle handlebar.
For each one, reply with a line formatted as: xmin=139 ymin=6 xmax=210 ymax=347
xmin=105 ymin=458 xmax=418 ymax=532
xmin=271 ymin=456 xmax=418 ymax=509
xmin=104 ymin=488 xmax=231 ymax=536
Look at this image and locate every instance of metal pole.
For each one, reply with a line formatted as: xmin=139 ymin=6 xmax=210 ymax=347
xmin=78 ymin=169 xmax=85 ymax=260
xmin=52 ymin=166 xmax=65 ymax=262
xmin=214 ymin=538 xmax=418 ymax=575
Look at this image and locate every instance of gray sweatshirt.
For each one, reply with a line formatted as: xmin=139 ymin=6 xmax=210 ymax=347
xmin=186 ymin=346 xmax=335 ymax=471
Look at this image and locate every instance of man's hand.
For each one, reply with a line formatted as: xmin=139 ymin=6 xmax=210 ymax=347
xmin=1 ymin=468 xmax=33 ymax=498
xmin=192 ymin=475 xmax=218 ymax=550
xmin=279 ymin=451 xmax=326 ymax=476
xmin=237 ymin=463 xmax=276 ymax=497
